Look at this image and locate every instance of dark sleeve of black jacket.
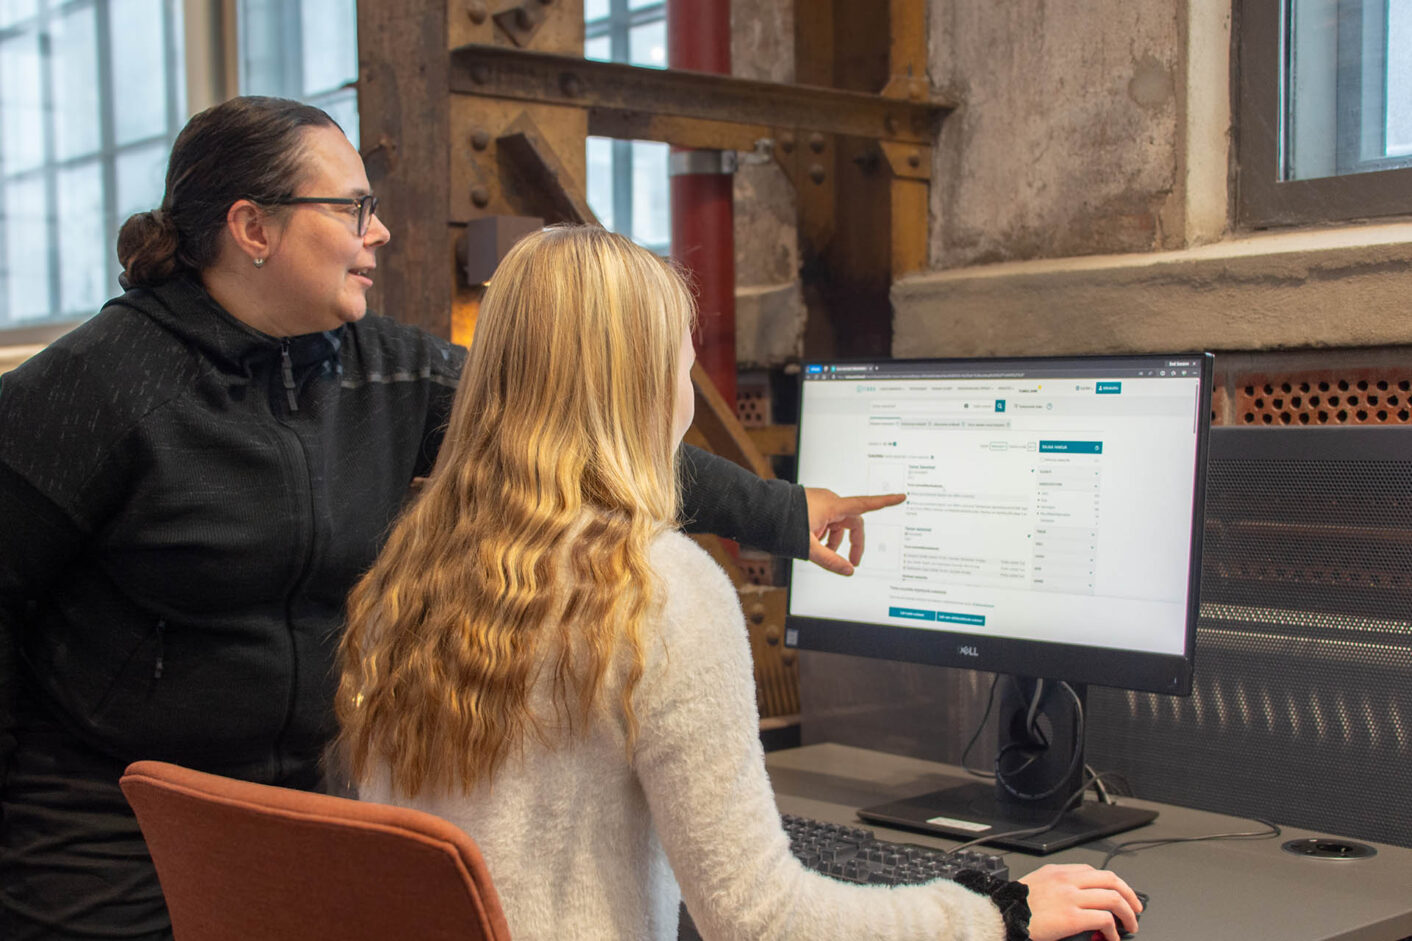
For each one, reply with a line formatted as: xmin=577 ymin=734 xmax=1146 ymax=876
xmin=679 ymin=444 xmax=810 ymax=560
xmin=0 ymin=463 xmax=88 ymax=804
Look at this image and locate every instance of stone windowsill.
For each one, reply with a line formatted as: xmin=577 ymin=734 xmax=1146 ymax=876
xmin=893 ymin=222 xmax=1412 ymax=358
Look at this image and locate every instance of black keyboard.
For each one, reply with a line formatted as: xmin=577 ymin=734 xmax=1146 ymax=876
xmin=782 ymin=814 xmax=1009 ymax=885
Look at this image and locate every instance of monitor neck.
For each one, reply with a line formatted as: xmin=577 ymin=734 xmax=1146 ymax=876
xmin=994 ymin=676 xmax=1087 ymax=813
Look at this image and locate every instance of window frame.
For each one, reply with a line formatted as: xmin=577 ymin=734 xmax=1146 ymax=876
xmin=1236 ymin=0 xmax=1412 ymax=227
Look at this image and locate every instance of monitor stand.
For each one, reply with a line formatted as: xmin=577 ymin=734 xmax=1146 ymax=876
xmin=857 ymin=677 xmax=1157 ymax=854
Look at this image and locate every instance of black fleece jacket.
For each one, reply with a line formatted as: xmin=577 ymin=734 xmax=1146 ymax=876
xmin=0 ymin=277 xmax=807 ymax=783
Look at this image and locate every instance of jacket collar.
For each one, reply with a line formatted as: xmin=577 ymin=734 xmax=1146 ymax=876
xmin=108 ymin=276 xmax=343 ymax=374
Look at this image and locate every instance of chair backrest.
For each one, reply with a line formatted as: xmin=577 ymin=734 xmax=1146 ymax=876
xmin=120 ymin=760 xmax=512 ymax=941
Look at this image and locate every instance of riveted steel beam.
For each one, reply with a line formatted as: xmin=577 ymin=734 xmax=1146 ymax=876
xmin=449 ymin=42 xmax=951 ymax=146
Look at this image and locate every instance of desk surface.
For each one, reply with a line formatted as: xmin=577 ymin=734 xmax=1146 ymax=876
xmin=766 ymin=744 xmax=1412 ymax=941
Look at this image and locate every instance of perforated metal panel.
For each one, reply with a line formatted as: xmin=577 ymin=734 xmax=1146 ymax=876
xmin=1233 ymin=372 xmax=1412 ymax=426
xmin=1087 ymin=427 xmax=1412 ymax=848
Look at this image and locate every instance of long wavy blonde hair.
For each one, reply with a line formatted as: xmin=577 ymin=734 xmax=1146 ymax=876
xmin=335 ymin=225 xmax=695 ymax=797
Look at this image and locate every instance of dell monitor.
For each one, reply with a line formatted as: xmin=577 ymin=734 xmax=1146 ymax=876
xmin=786 ymin=353 xmax=1212 ymax=853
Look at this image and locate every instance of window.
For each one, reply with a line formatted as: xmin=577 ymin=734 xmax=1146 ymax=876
xmin=237 ymin=0 xmax=358 ymax=145
xmin=585 ymin=0 xmax=670 ymax=252
xmin=0 ymin=0 xmax=186 ymax=329
xmin=1237 ymin=0 xmax=1412 ymax=226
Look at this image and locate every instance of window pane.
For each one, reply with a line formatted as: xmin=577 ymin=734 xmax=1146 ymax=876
xmin=3 ymin=175 xmax=51 ymax=323
xmin=586 ymin=136 xmax=614 ymax=231
xmin=584 ymin=0 xmax=608 ymax=23
xmin=629 ymin=19 xmax=666 ymax=69
xmin=0 ymin=0 xmax=36 ymax=29
xmin=585 ymin=4 xmax=668 ymax=248
xmin=57 ymin=161 xmax=107 ymax=315
xmin=116 ymin=141 xmax=169 ymax=221
xmin=300 ymin=0 xmax=356 ymax=96
xmin=584 ymin=34 xmax=611 ymax=62
xmin=238 ymin=0 xmax=360 ymax=146
xmin=1285 ymin=0 xmax=1412 ymax=179
xmin=51 ymin=4 xmax=102 ymax=160
xmin=312 ymin=87 xmax=359 ymax=149
xmin=239 ymin=0 xmax=289 ymax=96
xmin=1 ymin=29 xmax=44 ymax=174
xmin=631 ymin=140 xmax=668 ymax=248
xmin=1389 ymin=0 xmax=1412 ymax=155
xmin=110 ymin=0 xmax=171 ymax=146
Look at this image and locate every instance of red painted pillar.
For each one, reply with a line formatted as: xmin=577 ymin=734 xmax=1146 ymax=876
xmin=668 ymin=0 xmax=736 ymax=409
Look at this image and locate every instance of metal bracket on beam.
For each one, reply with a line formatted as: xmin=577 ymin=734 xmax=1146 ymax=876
xmin=495 ymin=114 xmax=601 ymax=226
xmin=450 ymin=42 xmax=951 ymax=146
xmin=492 ymin=2 xmax=549 ymax=47
xmin=878 ymin=141 xmax=932 ymax=180
xmin=668 ymin=149 xmax=738 ymax=176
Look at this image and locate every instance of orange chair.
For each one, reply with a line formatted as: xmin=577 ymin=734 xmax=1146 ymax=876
xmin=119 ymin=760 xmax=512 ymax=941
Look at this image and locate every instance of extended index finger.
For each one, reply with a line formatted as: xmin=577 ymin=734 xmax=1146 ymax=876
xmin=832 ymin=492 xmax=906 ymax=517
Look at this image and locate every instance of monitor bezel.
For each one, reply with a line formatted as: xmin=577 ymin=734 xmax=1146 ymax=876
xmin=785 ymin=351 xmax=1213 ymax=697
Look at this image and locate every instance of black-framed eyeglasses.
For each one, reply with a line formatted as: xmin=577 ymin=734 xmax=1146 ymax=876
xmin=271 ymin=194 xmax=379 ymax=237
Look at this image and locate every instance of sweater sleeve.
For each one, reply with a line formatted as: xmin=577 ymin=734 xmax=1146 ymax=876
xmin=631 ymin=533 xmax=1005 ymax=941
xmin=679 ymin=445 xmax=810 ymax=560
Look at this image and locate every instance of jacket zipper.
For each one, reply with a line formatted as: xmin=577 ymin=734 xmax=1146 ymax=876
xmin=270 ymin=342 xmax=317 ymax=778
xmin=280 ymin=340 xmax=300 ymax=413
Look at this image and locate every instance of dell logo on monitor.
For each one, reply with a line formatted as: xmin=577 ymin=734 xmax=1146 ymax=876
xmin=958 ymin=645 xmax=980 ymax=658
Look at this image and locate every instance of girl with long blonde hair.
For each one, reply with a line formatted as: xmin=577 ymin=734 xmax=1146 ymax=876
xmin=337 ymin=226 xmax=1142 ymax=941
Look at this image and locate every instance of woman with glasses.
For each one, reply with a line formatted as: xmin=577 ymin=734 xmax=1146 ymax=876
xmin=0 ymin=96 xmax=889 ymax=939
xmin=338 ymin=225 xmax=1143 ymax=941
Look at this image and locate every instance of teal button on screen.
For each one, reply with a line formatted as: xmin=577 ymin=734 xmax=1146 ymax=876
xmin=1096 ymin=381 xmax=1122 ymax=394
xmin=936 ymin=611 xmax=987 ymax=626
xmin=1039 ymin=440 xmax=1103 ymax=454
xmin=889 ymin=607 xmax=936 ymax=621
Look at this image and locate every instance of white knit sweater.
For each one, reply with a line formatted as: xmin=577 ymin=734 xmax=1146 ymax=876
xmin=360 ymin=530 xmax=1005 ymax=941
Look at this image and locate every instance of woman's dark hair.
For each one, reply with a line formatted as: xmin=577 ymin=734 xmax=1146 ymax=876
xmin=117 ymin=96 xmax=339 ymax=288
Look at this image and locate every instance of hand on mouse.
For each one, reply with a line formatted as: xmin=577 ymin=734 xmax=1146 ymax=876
xmin=1019 ymin=863 xmax=1143 ymax=941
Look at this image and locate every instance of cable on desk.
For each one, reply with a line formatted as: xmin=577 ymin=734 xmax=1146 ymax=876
xmin=1085 ymin=765 xmax=1115 ymax=805
xmin=941 ymin=768 xmax=1128 ymax=859
xmin=1099 ymin=819 xmax=1283 ymax=870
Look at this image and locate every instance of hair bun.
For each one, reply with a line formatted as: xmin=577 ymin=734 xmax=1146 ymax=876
xmin=117 ymin=208 xmax=182 ymax=288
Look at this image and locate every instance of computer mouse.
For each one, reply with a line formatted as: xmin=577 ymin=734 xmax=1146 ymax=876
xmin=1054 ymin=891 xmax=1147 ymax=941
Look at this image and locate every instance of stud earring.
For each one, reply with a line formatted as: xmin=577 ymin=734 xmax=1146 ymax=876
xmin=253 ymin=257 xmax=265 ymax=268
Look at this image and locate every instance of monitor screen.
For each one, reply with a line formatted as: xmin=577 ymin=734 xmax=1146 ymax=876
xmin=786 ymin=353 xmax=1212 ymax=697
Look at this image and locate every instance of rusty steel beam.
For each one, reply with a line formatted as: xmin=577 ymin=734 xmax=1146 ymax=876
xmin=687 ymin=361 xmax=773 ymax=481
xmin=449 ymin=42 xmax=951 ymax=146
xmin=587 ymin=109 xmax=767 ymax=152
xmin=357 ymin=0 xmax=451 ymax=337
